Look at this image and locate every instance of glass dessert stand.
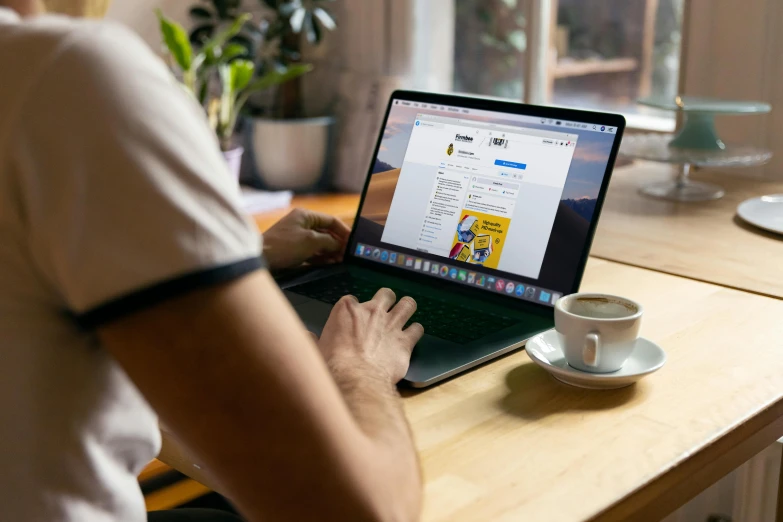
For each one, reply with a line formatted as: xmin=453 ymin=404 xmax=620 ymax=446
xmin=620 ymin=97 xmax=772 ymax=202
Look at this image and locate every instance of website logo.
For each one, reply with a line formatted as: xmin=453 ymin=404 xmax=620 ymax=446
xmin=475 ymin=274 xmax=486 ymax=287
xmin=355 ymin=244 xmax=364 ymax=256
xmin=389 ymin=252 xmax=397 ymax=264
xmin=455 ymin=133 xmax=474 ymax=143
xmin=372 ymin=248 xmax=381 ymax=259
xmin=449 ymin=268 xmax=458 ymax=279
xmin=458 ymin=270 xmax=467 ymax=282
xmin=539 ymin=291 xmax=552 ymax=303
xmin=551 ymin=292 xmax=562 ymax=305
xmin=405 ymin=257 xmax=414 ymax=267
xmin=447 ymin=143 xmax=454 ymax=156
xmin=440 ymin=266 xmax=449 ymax=277
xmin=505 ymin=282 xmax=515 ymax=294
xmin=414 ymin=259 xmax=422 ymax=270
xmin=431 ymin=263 xmax=440 ymax=274
xmin=495 ymin=279 xmax=506 ymax=292
xmin=515 ymin=284 xmax=525 ymax=297
xmin=380 ymin=251 xmax=389 ymax=262
xmin=467 ymin=272 xmax=476 ymax=284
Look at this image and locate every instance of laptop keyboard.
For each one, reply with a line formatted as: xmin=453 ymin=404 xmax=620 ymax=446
xmin=289 ymin=273 xmax=517 ymax=343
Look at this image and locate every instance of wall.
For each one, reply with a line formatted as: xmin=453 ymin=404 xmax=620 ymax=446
xmin=105 ymin=0 xmax=190 ymax=50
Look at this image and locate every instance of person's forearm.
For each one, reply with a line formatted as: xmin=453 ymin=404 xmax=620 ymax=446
xmin=328 ymin=358 xmax=422 ymax=521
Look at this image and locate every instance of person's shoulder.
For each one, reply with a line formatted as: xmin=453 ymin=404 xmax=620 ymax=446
xmin=41 ymin=17 xmax=164 ymax=80
xmin=3 ymin=14 xmax=149 ymax=65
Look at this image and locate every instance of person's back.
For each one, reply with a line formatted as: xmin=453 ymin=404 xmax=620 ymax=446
xmin=0 ymin=3 xmax=424 ymax=522
xmin=0 ymin=7 xmax=261 ymax=520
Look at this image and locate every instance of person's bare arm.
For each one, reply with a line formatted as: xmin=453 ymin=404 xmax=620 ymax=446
xmin=98 ymin=269 xmax=423 ymax=522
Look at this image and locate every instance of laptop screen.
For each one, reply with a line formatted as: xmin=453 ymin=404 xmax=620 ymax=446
xmin=349 ymin=94 xmax=622 ymax=308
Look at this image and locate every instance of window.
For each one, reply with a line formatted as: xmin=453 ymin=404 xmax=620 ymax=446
xmin=451 ymin=0 xmax=685 ymax=131
xmin=453 ymin=0 xmax=527 ymax=100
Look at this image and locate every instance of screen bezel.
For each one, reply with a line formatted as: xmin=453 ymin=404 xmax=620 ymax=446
xmin=343 ymin=90 xmax=626 ymax=313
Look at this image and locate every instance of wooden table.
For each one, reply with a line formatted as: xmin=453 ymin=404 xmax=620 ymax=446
xmin=408 ymin=258 xmax=783 ymax=522
xmin=591 ymin=161 xmax=783 ymax=299
xmin=161 ymin=176 xmax=783 ymax=520
xmin=252 ymin=193 xmax=359 ymax=231
xmin=159 ymin=255 xmax=783 ymax=521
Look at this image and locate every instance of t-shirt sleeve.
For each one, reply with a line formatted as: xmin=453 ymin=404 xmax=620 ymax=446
xmin=12 ymin=21 xmax=264 ymax=328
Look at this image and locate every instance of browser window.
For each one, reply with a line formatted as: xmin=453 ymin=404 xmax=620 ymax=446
xmin=381 ymin=114 xmax=578 ymax=279
xmin=349 ymin=97 xmax=620 ymax=307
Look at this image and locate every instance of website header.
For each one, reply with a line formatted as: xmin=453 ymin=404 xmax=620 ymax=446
xmin=395 ymin=98 xmax=618 ymax=134
xmin=416 ymin=114 xmax=578 ymax=141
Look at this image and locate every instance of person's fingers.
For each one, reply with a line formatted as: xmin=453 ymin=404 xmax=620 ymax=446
xmin=388 ymin=296 xmax=417 ymax=328
xmin=370 ymin=287 xmax=397 ymax=311
xmin=305 ymin=210 xmax=351 ymax=241
xmin=306 ymin=229 xmax=343 ymax=256
xmin=402 ymin=322 xmax=425 ymax=347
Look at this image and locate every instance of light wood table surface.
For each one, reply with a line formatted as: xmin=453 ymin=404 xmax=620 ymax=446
xmin=160 ymin=256 xmax=783 ymax=521
xmin=591 ymin=161 xmax=783 ymax=299
xmin=408 ymin=257 xmax=783 ymax=521
xmin=252 ymin=193 xmax=360 ymax=231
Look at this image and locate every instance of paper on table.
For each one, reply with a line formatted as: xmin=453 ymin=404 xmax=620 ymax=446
xmin=240 ymin=187 xmax=293 ymax=214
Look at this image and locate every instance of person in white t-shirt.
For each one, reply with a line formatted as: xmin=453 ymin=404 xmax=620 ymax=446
xmin=0 ymin=1 xmax=425 ymax=522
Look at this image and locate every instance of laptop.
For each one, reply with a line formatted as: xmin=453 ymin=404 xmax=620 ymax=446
xmin=279 ymin=91 xmax=625 ymax=387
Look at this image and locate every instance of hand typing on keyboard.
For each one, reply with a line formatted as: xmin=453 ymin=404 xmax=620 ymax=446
xmin=317 ymin=288 xmax=424 ymax=384
xmin=292 ymin=274 xmax=516 ymax=343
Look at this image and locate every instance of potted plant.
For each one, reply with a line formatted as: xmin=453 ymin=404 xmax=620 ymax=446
xmin=155 ymin=9 xmax=311 ymax=180
xmin=189 ymin=0 xmax=338 ymax=190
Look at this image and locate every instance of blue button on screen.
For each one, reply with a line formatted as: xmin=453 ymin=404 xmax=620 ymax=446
xmin=494 ymin=160 xmax=527 ymax=170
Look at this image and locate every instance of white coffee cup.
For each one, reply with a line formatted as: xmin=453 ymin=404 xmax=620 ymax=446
xmin=554 ymin=293 xmax=643 ymax=373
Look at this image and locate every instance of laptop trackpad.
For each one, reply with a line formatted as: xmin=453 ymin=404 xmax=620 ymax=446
xmin=293 ymin=300 xmax=333 ymax=336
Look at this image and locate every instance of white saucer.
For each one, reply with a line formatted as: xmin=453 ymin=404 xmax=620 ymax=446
xmin=737 ymin=195 xmax=783 ymax=236
xmin=525 ymin=330 xmax=666 ymax=390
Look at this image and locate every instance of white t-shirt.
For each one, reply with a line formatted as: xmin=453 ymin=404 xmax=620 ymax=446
xmin=0 ymin=8 xmax=263 ymax=521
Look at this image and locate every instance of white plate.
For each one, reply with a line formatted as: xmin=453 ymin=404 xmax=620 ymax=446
xmin=525 ymin=330 xmax=666 ymax=390
xmin=737 ymin=195 xmax=783 ymax=235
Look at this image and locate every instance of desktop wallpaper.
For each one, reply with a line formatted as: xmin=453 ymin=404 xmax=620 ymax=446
xmin=354 ymin=103 xmax=620 ymax=293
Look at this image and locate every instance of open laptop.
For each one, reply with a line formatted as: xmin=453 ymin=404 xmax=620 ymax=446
xmin=279 ymin=91 xmax=625 ymax=387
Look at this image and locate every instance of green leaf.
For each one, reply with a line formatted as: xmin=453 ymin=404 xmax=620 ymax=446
xmin=289 ymin=7 xmax=306 ymax=32
xmin=279 ymin=1 xmax=303 ymax=17
xmin=313 ymin=7 xmax=336 ymax=31
xmin=230 ymin=59 xmax=255 ymax=92
xmin=201 ymin=13 xmax=252 ymax=57
xmin=156 ymin=9 xmax=193 ymax=71
xmin=304 ymin=11 xmax=318 ymax=44
xmin=222 ymin=43 xmax=248 ymax=62
xmin=244 ymin=63 xmax=312 ymax=93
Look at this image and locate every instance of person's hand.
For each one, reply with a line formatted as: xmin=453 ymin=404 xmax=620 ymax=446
xmin=318 ymin=289 xmax=424 ymax=384
xmin=262 ymin=208 xmax=351 ymax=271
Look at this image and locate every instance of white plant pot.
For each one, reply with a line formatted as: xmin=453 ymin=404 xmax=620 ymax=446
xmin=251 ymin=116 xmax=334 ymax=190
xmin=222 ymin=146 xmax=244 ymax=182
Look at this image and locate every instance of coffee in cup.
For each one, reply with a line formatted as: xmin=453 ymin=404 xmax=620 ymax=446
xmin=554 ymin=293 xmax=643 ymax=373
